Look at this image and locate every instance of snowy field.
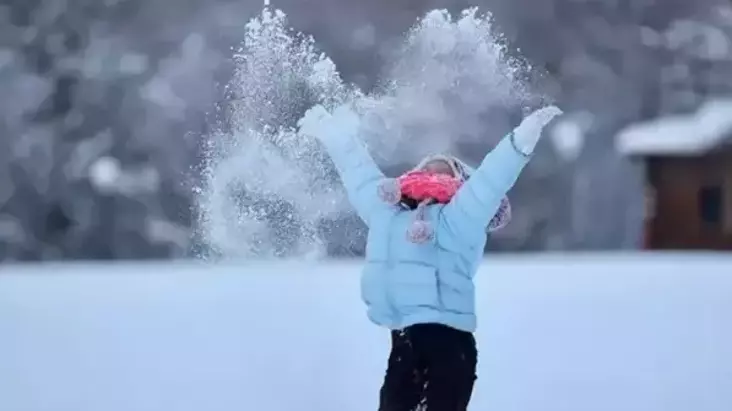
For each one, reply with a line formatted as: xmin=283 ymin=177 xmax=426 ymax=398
xmin=1 ymin=254 xmax=731 ymax=411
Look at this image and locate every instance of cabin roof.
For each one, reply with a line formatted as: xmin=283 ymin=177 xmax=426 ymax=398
xmin=616 ymin=99 xmax=732 ymax=156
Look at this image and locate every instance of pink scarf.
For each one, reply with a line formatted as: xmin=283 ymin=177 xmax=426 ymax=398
xmin=377 ymin=168 xmax=512 ymax=243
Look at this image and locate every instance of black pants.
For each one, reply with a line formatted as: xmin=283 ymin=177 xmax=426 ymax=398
xmin=378 ymin=323 xmax=477 ymax=411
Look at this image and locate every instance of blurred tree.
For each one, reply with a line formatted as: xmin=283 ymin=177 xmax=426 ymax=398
xmin=2 ymin=0 xmax=731 ymax=260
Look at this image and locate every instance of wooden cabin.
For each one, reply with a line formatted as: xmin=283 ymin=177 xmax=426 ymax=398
xmin=617 ymin=112 xmax=732 ymax=250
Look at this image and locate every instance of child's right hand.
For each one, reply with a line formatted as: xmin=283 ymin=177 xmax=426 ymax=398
xmin=298 ymin=104 xmax=361 ymax=142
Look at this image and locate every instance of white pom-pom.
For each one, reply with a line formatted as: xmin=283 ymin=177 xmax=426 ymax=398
xmin=407 ymin=219 xmax=433 ymax=243
xmin=377 ymin=178 xmax=401 ymax=205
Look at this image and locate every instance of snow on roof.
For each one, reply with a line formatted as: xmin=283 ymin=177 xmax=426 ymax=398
xmin=616 ymin=98 xmax=732 ymax=156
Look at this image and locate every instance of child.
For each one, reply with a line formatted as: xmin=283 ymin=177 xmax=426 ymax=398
xmin=298 ymin=104 xmax=562 ymax=411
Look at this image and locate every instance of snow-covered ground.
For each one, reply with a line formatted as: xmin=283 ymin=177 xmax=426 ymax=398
xmin=1 ymin=253 xmax=731 ymax=411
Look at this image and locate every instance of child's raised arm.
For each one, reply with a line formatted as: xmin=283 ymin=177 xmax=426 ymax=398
xmin=298 ymin=104 xmax=390 ymax=227
xmin=439 ymin=106 xmax=563 ymax=247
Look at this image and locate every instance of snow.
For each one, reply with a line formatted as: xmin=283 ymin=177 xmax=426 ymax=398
xmin=1 ymin=254 xmax=731 ymax=411
xmin=549 ymin=111 xmax=593 ymax=161
xmin=196 ymin=6 xmax=530 ymax=259
xmin=615 ymin=99 xmax=732 ymax=156
xmin=664 ymin=20 xmax=732 ymax=61
xmin=89 ymin=156 xmax=121 ymax=190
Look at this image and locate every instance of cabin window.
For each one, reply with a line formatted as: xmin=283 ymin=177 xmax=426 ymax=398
xmin=698 ymin=185 xmax=723 ymax=226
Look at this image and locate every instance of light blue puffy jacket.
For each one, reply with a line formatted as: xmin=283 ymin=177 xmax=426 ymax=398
xmin=318 ymin=121 xmax=530 ymax=333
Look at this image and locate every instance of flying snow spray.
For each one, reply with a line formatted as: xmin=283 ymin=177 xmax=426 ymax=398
xmin=194 ymin=2 xmax=533 ymax=260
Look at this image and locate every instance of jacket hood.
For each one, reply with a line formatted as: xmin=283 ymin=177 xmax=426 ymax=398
xmin=412 ymin=154 xmax=472 ymax=181
xmin=412 ymin=154 xmax=511 ymax=233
